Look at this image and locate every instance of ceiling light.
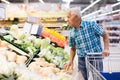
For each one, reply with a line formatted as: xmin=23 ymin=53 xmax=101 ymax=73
xmin=83 ymin=2 xmax=120 ymax=19
xmin=1 ymin=0 xmax=10 ymax=4
xmin=112 ymin=2 xmax=120 ymax=7
xmin=62 ymin=0 xmax=73 ymax=3
xmin=39 ymin=0 xmax=45 ymax=4
xmin=82 ymin=10 xmax=101 ymax=19
xmin=99 ymin=9 xmax=120 ymax=17
xmin=91 ymin=9 xmax=120 ymax=20
xmin=81 ymin=0 xmax=101 ymax=14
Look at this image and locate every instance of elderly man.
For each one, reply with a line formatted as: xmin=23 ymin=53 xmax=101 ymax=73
xmin=64 ymin=7 xmax=110 ymax=80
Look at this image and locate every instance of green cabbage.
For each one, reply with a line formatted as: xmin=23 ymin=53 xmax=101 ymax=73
xmin=33 ymin=38 xmax=42 ymax=48
xmin=40 ymin=38 xmax=50 ymax=50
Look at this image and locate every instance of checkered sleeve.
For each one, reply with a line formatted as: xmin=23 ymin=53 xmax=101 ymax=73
xmin=68 ymin=33 xmax=75 ymax=47
xmin=92 ymin=21 xmax=105 ymax=36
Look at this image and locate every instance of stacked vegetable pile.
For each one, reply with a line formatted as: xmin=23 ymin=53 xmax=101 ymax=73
xmin=2 ymin=25 xmax=41 ymax=55
xmin=41 ymin=27 xmax=66 ymax=47
xmin=0 ymin=25 xmax=71 ymax=80
xmin=3 ymin=34 xmax=69 ymax=69
xmin=0 ymin=45 xmax=71 ymax=80
xmin=38 ymin=44 xmax=69 ymax=69
xmin=2 ymin=25 xmax=70 ymax=69
xmin=0 ymin=40 xmax=28 ymax=64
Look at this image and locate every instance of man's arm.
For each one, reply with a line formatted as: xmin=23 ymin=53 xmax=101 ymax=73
xmin=102 ymin=31 xmax=110 ymax=56
xmin=64 ymin=46 xmax=76 ymax=70
xmin=69 ymin=46 xmax=76 ymax=64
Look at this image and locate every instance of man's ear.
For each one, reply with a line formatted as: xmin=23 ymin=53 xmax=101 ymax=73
xmin=73 ymin=15 xmax=79 ymax=21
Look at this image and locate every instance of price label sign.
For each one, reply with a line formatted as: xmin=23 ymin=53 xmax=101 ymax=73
xmin=23 ymin=22 xmax=32 ymax=34
xmin=27 ymin=16 xmax=38 ymax=23
xmin=0 ymin=5 xmax=6 ymax=19
xmin=30 ymin=24 xmax=43 ymax=36
xmin=30 ymin=24 xmax=39 ymax=34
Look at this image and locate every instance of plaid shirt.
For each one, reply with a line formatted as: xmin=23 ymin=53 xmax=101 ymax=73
xmin=68 ymin=21 xmax=105 ymax=57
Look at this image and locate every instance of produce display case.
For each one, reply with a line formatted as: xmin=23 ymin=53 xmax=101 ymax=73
xmin=0 ymin=29 xmax=40 ymax=66
xmin=0 ymin=27 xmax=70 ymax=69
xmin=0 ymin=34 xmax=40 ymax=56
xmin=103 ymin=19 xmax=120 ymax=54
xmin=0 ymin=28 xmax=71 ymax=80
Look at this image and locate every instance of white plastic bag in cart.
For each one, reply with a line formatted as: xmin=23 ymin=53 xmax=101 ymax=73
xmin=72 ymin=70 xmax=84 ymax=80
xmin=88 ymin=71 xmax=93 ymax=80
xmin=71 ymin=54 xmax=84 ymax=80
xmin=72 ymin=66 xmax=93 ymax=80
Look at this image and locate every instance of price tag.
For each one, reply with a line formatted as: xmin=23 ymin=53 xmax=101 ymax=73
xmin=27 ymin=16 xmax=38 ymax=23
xmin=30 ymin=24 xmax=39 ymax=34
xmin=0 ymin=6 xmax=6 ymax=19
xmin=30 ymin=24 xmax=43 ymax=36
xmin=23 ymin=22 xmax=32 ymax=34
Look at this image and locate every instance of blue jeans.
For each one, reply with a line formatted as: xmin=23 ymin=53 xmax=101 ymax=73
xmin=78 ymin=55 xmax=103 ymax=80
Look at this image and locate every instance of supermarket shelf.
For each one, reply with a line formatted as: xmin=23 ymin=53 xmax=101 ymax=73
xmin=105 ymin=25 xmax=120 ymax=27
xmin=103 ymin=20 xmax=120 ymax=26
xmin=42 ymin=23 xmax=66 ymax=28
xmin=29 ymin=12 xmax=67 ymax=18
xmin=109 ymin=43 xmax=120 ymax=46
xmin=107 ymin=31 xmax=120 ymax=34
xmin=109 ymin=46 xmax=120 ymax=54
xmin=104 ymin=20 xmax=120 ymax=50
xmin=109 ymin=36 xmax=120 ymax=39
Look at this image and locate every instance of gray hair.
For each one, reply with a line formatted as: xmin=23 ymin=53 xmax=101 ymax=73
xmin=68 ymin=7 xmax=82 ymax=18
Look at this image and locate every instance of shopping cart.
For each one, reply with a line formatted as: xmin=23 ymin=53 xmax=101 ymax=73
xmin=85 ymin=53 xmax=120 ymax=80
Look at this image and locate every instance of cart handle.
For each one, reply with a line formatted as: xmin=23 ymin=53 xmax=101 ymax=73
xmin=87 ymin=53 xmax=102 ymax=55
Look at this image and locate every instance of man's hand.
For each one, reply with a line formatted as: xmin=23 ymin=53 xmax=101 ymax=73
xmin=102 ymin=49 xmax=110 ymax=57
xmin=63 ymin=61 xmax=73 ymax=71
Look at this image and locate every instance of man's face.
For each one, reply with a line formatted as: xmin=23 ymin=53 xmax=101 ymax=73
xmin=67 ymin=11 xmax=82 ymax=28
xmin=67 ymin=12 xmax=74 ymax=27
xmin=67 ymin=11 xmax=76 ymax=27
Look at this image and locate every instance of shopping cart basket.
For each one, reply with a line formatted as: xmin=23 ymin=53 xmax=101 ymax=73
xmin=86 ymin=53 xmax=120 ymax=80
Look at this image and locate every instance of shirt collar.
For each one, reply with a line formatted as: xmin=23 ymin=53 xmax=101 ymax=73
xmin=73 ymin=21 xmax=84 ymax=31
xmin=80 ymin=21 xmax=84 ymax=28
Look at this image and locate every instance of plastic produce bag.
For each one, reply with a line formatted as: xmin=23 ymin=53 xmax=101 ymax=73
xmin=72 ymin=55 xmax=84 ymax=80
xmin=72 ymin=70 xmax=83 ymax=80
